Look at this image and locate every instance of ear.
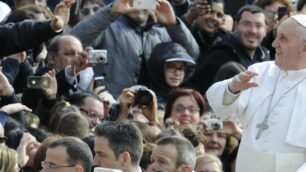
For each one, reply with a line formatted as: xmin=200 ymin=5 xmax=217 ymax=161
xmin=118 ymin=151 xmax=132 ymax=167
xmin=221 ymin=17 xmax=226 ymax=25
xmin=233 ymin=21 xmax=238 ymax=32
xmin=178 ymin=164 xmax=193 ymax=172
xmin=75 ymin=164 xmax=84 ymax=172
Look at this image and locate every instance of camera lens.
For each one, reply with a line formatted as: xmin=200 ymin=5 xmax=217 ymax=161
xmin=212 ymin=123 xmax=220 ymax=130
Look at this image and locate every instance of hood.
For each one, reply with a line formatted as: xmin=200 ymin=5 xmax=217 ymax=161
xmin=147 ymin=42 xmax=195 ymax=100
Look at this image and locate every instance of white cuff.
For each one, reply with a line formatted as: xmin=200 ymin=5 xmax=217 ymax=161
xmin=222 ymin=85 xmax=241 ymax=106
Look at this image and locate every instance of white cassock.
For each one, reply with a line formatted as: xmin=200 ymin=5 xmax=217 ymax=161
xmin=206 ymin=61 xmax=306 ymax=172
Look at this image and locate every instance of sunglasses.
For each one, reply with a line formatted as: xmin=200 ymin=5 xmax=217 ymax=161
xmin=0 ymin=136 xmax=7 ymax=143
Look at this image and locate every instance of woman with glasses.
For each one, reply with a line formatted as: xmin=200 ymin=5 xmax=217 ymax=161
xmin=163 ymin=88 xmax=206 ymax=128
xmin=147 ymin=42 xmax=196 ymax=110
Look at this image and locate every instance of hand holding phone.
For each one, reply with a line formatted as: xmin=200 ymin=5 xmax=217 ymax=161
xmin=94 ymin=76 xmax=105 ymax=88
xmin=277 ymin=6 xmax=288 ymax=20
xmin=27 ymin=76 xmax=51 ymax=89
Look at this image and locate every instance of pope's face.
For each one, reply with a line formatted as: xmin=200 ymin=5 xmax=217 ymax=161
xmin=273 ymin=18 xmax=306 ymax=70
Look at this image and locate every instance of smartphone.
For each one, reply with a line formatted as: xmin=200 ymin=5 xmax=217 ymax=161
xmin=133 ymin=0 xmax=156 ymax=10
xmin=278 ymin=6 xmax=288 ymax=20
xmin=89 ymin=50 xmax=107 ymax=64
xmin=94 ymin=76 xmax=105 ymax=88
xmin=93 ymin=167 xmax=123 ymax=172
xmin=27 ymin=76 xmax=51 ymax=89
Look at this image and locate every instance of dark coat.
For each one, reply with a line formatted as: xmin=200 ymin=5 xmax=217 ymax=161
xmin=188 ymin=32 xmax=270 ymax=94
xmin=0 ymin=20 xmax=60 ymax=58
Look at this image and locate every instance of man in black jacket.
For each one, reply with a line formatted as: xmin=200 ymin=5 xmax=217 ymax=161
xmin=0 ymin=0 xmax=74 ymax=58
xmin=189 ymin=5 xmax=270 ymax=94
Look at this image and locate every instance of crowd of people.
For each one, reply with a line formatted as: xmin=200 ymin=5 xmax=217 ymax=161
xmin=0 ymin=0 xmax=306 ymax=172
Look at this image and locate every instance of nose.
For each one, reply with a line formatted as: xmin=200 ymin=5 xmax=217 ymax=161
xmin=93 ymin=156 xmax=100 ymax=166
xmin=150 ymin=161 xmax=159 ymax=171
xmin=210 ymin=133 xmax=219 ymax=143
xmin=272 ymin=37 xmax=278 ymax=48
xmin=181 ymin=108 xmax=192 ymax=116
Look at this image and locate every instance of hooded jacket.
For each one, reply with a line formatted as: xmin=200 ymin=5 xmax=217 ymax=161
xmin=148 ymin=42 xmax=195 ymax=110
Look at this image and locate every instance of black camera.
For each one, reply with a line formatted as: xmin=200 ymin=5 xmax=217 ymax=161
xmin=134 ymin=87 xmax=153 ymax=107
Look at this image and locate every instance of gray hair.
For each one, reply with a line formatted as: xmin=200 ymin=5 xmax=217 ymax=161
xmin=156 ymin=136 xmax=197 ymax=169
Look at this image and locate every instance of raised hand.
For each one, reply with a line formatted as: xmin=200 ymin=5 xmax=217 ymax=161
xmin=16 ymin=132 xmax=37 ymax=167
xmin=223 ymin=120 xmax=243 ymax=139
xmin=228 ymin=70 xmax=258 ymax=94
xmin=67 ymin=47 xmax=94 ymax=76
xmin=111 ymin=0 xmax=137 ymax=15
xmin=0 ymin=103 xmax=32 ymax=115
xmin=155 ymin=0 xmax=176 ymax=25
xmin=0 ymin=71 xmax=13 ymax=96
xmin=50 ymin=0 xmax=75 ymax=31
xmin=139 ymin=89 xmax=158 ymax=123
xmin=183 ymin=0 xmax=211 ymax=26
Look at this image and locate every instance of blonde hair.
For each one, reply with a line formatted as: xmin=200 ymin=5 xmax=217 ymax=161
xmin=195 ymin=154 xmax=223 ymax=172
xmin=0 ymin=146 xmax=18 ymax=172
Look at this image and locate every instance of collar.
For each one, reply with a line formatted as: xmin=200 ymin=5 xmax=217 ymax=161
xmin=279 ymin=66 xmax=306 ymax=80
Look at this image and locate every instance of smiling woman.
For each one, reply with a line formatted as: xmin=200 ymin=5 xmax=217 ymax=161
xmin=163 ymin=88 xmax=206 ymax=128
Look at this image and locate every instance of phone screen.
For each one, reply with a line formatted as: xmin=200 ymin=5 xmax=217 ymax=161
xmin=278 ymin=6 xmax=288 ymax=20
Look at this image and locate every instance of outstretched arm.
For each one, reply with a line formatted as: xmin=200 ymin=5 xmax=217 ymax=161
xmin=0 ymin=0 xmax=75 ymax=58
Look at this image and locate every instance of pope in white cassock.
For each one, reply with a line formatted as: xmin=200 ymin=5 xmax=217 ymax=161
xmin=206 ymin=15 xmax=306 ymax=172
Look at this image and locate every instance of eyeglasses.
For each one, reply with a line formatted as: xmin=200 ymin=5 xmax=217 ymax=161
xmin=265 ymin=11 xmax=277 ymax=18
xmin=80 ymin=108 xmax=103 ymax=119
xmin=164 ymin=63 xmax=187 ymax=73
xmin=41 ymin=161 xmax=76 ymax=169
xmin=173 ymin=105 xmax=200 ymax=114
xmin=0 ymin=136 xmax=7 ymax=143
xmin=81 ymin=6 xmax=100 ymax=15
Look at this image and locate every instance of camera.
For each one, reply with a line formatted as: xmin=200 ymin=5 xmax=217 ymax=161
xmin=206 ymin=118 xmax=223 ymax=131
xmin=27 ymin=76 xmax=51 ymax=89
xmin=133 ymin=0 xmax=156 ymax=10
xmin=134 ymin=87 xmax=153 ymax=107
xmin=89 ymin=50 xmax=107 ymax=64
